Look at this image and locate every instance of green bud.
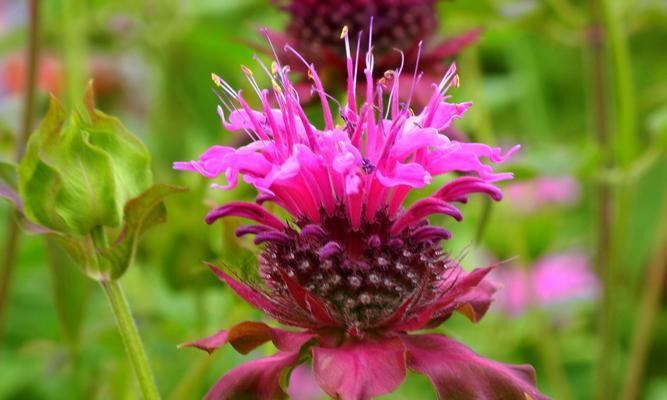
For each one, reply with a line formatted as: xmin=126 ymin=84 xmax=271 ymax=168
xmin=18 ymin=84 xmax=152 ymax=236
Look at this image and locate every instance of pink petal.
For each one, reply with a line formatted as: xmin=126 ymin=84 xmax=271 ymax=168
xmin=376 ymin=162 xmax=432 ymax=188
xmin=173 ymin=145 xmax=234 ymax=179
xmin=402 ymin=334 xmax=548 ymax=400
xmin=204 ymin=351 xmax=299 ymax=400
xmin=312 ymin=338 xmax=407 ymax=400
xmin=423 ymin=101 xmax=472 ymax=131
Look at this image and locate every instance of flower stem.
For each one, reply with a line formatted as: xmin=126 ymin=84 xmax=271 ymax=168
xmin=589 ymin=0 xmax=638 ymax=397
xmin=620 ymin=190 xmax=667 ymax=400
xmin=0 ymin=0 xmax=41 ymax=344
xmin=533 ymin=311 xmax=573 ymax=400
xmin=100 ymin=279 xmax=161 ymax=400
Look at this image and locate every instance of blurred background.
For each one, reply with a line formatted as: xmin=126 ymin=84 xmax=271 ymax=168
xmin=1 ymin=0 xmax=666 ymax=399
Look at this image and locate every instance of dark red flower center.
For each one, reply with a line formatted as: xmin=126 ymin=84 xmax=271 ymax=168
xmin=258 ymin=203 xmax=453 ymax=331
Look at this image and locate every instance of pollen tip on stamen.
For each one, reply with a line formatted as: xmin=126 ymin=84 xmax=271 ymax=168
xmin=241 ymin=65 xmax=253 ymax=77
xmin=340 ymin=25 xmax=348 ymax=39
xmin=272 ymin=79 xmax=283 ymax=94
xmin=211 ymin=73 xmax=222 ymax=87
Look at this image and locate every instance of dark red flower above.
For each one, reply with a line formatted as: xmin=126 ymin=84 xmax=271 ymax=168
xmin=268 ymin=0 xmax=480 ymax=114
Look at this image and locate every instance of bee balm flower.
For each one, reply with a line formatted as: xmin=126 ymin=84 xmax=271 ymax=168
xmin=176 ymin=27 xmax=546 ymax=400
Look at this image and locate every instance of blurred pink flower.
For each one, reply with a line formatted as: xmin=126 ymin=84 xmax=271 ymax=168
xmin=176 ymin=28 xmax=545 ymax=400
xmin=505 ymin=176 xmax=581 ymax=213
xmin=288 ymin=364 xmax=326 ymax=400
xmin=494 ymin=252 xmax=600 ymax=316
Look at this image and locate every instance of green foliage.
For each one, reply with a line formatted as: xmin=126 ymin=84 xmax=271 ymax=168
xmin=18 ymin=84 xmax=152 ymax=236
xmin=0 ymin=159 xmax=19 ymax=209
xmin=100 ymin=183 xmax=187 ymax=279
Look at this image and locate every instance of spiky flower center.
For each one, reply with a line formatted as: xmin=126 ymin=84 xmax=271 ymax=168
xmin=285 ymin=0 xmax=438 ymax=54
xmin=259 ymin=203 xmax=452 ymax=331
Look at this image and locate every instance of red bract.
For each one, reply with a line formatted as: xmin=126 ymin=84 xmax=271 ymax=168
xmin=176 ymin=25 xmax=547 ymax=400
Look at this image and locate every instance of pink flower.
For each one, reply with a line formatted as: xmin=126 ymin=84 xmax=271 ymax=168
xmin=176 ymin=27 xmax=546 ymax=400
xmin=288 ymin=364 xmax=326 ymax=400
xmin=505 ymin=176 xmax=581 ymax=213
xmin=494 ymin=252 xmax=600 ymax=316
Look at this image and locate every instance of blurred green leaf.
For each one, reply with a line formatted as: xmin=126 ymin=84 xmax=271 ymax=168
xmin=100 ymin=183 xmax=187 ymax=279
xmin=45 ymin=237 xmax=92 ymax=355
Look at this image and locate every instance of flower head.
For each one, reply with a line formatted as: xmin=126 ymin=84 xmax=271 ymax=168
xmin=176 ymin=28 xmax=546 ymax=400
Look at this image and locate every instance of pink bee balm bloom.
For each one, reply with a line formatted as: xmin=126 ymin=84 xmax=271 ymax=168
xmin=494 ymin=252 xmax=600 ymax=316
xmin=505 ymin=176 xmax=581 ymax=213
xmin=175 ymin=27 xmax=546 ymax=400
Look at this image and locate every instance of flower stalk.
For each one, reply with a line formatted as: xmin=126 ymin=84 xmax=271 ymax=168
xmin=589 ymin=0 xmax=638 ymax=397
xmin=621 ymin=189 xmax=667 ymax=400
xmin=0 ymin=0 xmax=41 ymax=343
xmin=101 ymin=278 xmax=161 ymax=400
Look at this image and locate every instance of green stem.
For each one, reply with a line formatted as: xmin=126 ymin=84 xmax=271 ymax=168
xmin=533 ymin=311 xmax=573 ymax=400
xmin=602 ymin=0 xmax=637 ymax=168
xmin=620 ymin=191 xmax=667 ymax=400
xmin=100 ymin=279 xmax=161 ymax=400
xmin=591 ymin=0 xmax=637 ymax=397
xmin=0 ymin=0 xmax=41 ymax=344
xmin=0 ymin=222 xmax=21 ymax=343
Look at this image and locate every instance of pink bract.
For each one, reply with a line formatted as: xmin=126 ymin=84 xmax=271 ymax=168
xmin=176 ymin=24 xmax=546 ymax=400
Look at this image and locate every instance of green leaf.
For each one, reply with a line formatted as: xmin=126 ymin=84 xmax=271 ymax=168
xmin=18 ymin=85 xmax=152 ymax=236
xmin=100 ymin=183 xmax=187 ymax=279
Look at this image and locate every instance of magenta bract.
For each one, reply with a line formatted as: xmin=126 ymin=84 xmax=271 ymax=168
xmin=176 ymin=24 xmax=547 ymax=400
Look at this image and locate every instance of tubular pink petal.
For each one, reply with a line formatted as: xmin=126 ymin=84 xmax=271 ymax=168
xmin=434 ymin=176 xmax=503 ymax=202
xmin=235 ymin=224 xmax=274 ymax=237
xmin=254 ymin=231 xmax=291 ymax=245
xmin=319 ymin=241 xmax=342 ymax=260
xmin=391 ymin=198 xmax=463 ymax=235
xmin=205 ymin=201 xmax=285 ymax=230
xmin=412 ymin=226 xmax=452 ymax=243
